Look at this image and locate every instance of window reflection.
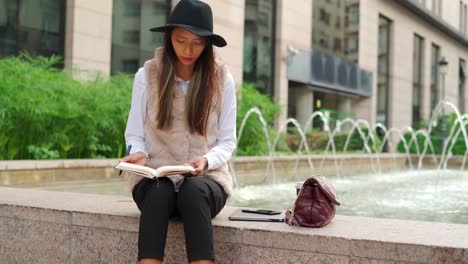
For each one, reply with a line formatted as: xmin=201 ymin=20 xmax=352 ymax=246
xmin=430 ymin=44 xmax=440 ymax=111
xmin=0 ymin=0 xmax=65 ymax=60
xmin=111 ymin=0 xmax=171 ymax=74
xmin=312 ymin=0 xmax=360 ymax=64
xmin=459 ymin=59 xmax=465 ymax=112
xmin=124 ymin=0 xmax=141 ymax=17
xmin=377 ymin=15 xmax=391 ymax=126
xmin=412 ymin=35 xmax=424 ymax=126
xmin=243 ymin=0 xmax=276 ymax=96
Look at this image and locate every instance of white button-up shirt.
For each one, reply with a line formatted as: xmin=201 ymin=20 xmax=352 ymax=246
xmin=124 ymin=67 xmax=237 ymax=170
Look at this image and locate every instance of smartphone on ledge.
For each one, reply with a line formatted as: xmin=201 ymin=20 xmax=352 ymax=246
xmin=241 ymin=209 xmax=282 ymax=215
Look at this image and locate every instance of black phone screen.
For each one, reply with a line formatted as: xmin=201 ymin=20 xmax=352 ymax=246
xmin=241 ymin=209 xmax=282 ymax=215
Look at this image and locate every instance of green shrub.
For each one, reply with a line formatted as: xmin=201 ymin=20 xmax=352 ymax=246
xmin=236 ymin=82 xmax=281 ymax=155
xmin=397 ymin=114 xmax=467 ymax=155
xmin=397 ymin=133 xmax=441 ymax=154
xmin=284 ymin=127 xmax=381 ymax=154
xmin=0 ymin=55 xmax=132 ymax=159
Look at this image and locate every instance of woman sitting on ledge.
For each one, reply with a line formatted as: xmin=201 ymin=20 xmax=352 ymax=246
xmin=120 ymin=0 xmax=236 ymax=263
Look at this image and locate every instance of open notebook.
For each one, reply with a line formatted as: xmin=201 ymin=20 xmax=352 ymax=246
xmin=228 ymin=208 xmax=286 ymax=222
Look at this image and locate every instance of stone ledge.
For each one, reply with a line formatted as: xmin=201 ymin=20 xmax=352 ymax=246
xmin=0 ymin=187 xmax=467 ymax=263
xmin=0 ymin=159 xmax=118 ymax=171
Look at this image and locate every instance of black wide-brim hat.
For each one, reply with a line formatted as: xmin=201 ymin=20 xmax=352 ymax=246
xmin=150 ymin=0 xmax=227 ymax=47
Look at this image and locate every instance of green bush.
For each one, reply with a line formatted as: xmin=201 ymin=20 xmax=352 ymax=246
xmin=397 ymin=114 xmax=467 ymax=155
xmin=236 ymin=82 xmax=281 ymax=155
xmin=0 ymin=55 xmax=132 ymax=159
xmin=397 ymin=133 xmax=442 ymax=154
xmin=290 ymin=127 xmax=379 ymax=153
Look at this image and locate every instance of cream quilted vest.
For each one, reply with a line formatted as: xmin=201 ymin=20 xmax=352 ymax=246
xmin=128 ymin=48 xmax=233 ymax=197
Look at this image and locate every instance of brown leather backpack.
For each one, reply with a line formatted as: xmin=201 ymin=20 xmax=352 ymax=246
xmin=285 ymin=176 xmax=341 ymax=228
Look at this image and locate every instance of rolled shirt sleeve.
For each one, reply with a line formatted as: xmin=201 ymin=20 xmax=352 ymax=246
xmin=124 ymin=68 xmax=149 ymax=157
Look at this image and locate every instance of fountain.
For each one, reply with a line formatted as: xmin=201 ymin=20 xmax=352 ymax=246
xmin=229 ymin=101 xmax=468 ymax=224
xmin=234 ymin=101 xmax=468 ymax=177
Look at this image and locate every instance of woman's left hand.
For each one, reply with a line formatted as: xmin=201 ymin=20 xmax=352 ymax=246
xmin=184 ymin=156 xmax=208 ymax=176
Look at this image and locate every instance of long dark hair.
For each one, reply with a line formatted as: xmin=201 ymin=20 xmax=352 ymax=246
xmin=156 ymin=29 xmax=219 ymax=136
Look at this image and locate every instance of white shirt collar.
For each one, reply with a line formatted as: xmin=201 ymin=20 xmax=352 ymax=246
xmin=175 ymin=76 xmax=190 ymax=84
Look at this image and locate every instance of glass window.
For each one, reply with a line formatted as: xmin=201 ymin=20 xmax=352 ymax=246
xmin=459 ymin=59 xmax=466 ymax=112
xmin=378 ymin=29 xmax=388 ymax=51
xmin=412 ymin=34 xmax=424 ymax=126
xmin=430 ymin=44 xmax=440 ymax=111
xmin=243 ymin=0 xmax=276 ymax=96
xmin=319 ymin=8 xmax=330 ymax=25
xmin=333 ymin=38 xmax=341 ymax=51
xmin=347 ymin=34 xmax=358 ymax=53
xmin=320 ymin=32 xmax=329 ymax=48
xmin=122 ymin=59 xmax=139 ymax=73
xmin=111 ymin=0 xmax=171 ymax=75
xmin=312 ymin=0 xmax=360 ymax=64
xmin=376 ymin=15 xmax=391 ymax=126
xmin=123 ymin=30 xmax=140 ymax=44
xmin=0 ymin=0 xmax=66 ymax=60
xmin=124 ymin=0 xmax=141 ymax=17
xmin=347 ymin=5 xmax=359 ymax=26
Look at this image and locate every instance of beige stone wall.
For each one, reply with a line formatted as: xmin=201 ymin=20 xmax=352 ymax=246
xmin=65 ymin=0 xmax=113 ymax=76
xmin=352 ymin=0 xmax=378 ymax=123
xmin=442 ymin=0 xmax=463 ymax=31
xmin=274 ymin=0 xmax=313 ymax=127
xmin=201 ymin=0 xmax=245 ymax=88
xmin=292 ymin=86 xmax=314 ymax=127
xmin=461 ymin=0 xmax=468 ymax=37
xmin=357 ymin=0 xmax=468 ymax=129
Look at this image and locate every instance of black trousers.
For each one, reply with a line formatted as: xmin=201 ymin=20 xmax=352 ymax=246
xmin=132 ymin=176 xmax=227 ymax=262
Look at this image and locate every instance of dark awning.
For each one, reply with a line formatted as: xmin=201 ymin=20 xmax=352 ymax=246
xmin=287 ymin=49 xmax=373 ymax=97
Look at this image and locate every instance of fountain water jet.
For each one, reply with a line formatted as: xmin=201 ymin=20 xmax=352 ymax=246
xmin=233 ymin=101 xmax=468 ymax=183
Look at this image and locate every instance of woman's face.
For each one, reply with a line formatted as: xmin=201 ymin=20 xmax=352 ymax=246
xmin=171 ymin=27 xmax=207 ymax=67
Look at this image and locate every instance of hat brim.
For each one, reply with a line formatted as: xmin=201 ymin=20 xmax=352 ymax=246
xmin=150 ymin=24 xmax=227 ymax=47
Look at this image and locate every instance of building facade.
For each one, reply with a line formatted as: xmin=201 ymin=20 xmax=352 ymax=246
xmin=1 ymin=0 xmax=467 ymax=131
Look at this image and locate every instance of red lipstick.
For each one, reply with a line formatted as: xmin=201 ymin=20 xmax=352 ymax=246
xmin=181 ymin=57 xmax=193 ymax=62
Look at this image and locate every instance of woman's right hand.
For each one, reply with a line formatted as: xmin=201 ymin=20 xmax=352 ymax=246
xmin=119 ymin=151 xmax=148 ymax=166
